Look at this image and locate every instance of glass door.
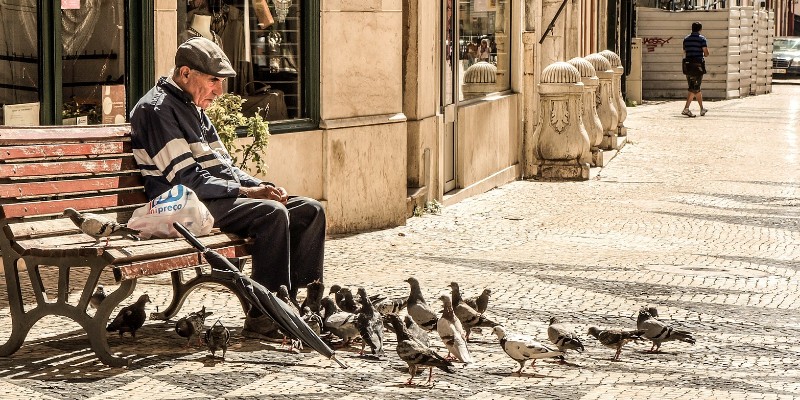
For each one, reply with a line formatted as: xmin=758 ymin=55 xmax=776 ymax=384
xmin=442 ymin=0 xmax=457 ymax=192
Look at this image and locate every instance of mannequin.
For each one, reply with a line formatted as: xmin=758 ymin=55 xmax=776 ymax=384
xmin=189 ymin=14 xmax=214 ymax=40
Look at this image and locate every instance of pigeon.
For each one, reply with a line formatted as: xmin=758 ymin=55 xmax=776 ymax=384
xmin=405 ymin=277 xmax=438 ymax=331
xmin=336 ymin=287 xmax=361 ymax=314
xmin=62 ymin=208 xmax=140 ymax=247
xmin=89 ymin=285 xmax=106 ymax=309
xmin=301 ymin=279 xmax=325 ymax=314
xmin=437 ymin=295 xmax=473 ymax=364
xmin=277 ymin=285 xmax=302 ymax=316
xmin=372 ymin=295 xmax=408 ymax=315
xmin=355 ymin=287 xmax=384 ymax=357
xmin=464 ymin=288 xmax=492 ymax=314
xmin=492 ymin=325 xmax=564 ymax=375
xmin=301 ymin=306 xmax=324 ymax=336
xmin=106 ymin=294 xmax=151 ymax=337
xmin=385 ymin=313 xmax=454 ymax=385
xmin=637 ymin=308 xmax=696 ymax=352
xmin=404 ymin=315 xmax=430 ymax=347
xmin=205 ymin=319 xmax=231 ymax=358
xmin=175 ymin=306 xmax=213 ymax=346
xmin=547 ymin=317 xmax=585 ymax=357
xmin=320 ymin=297 xmax=360 ymax=345
xmin=450 ymin=282 xmax=498 ymax=339
xmin=587 ymin=326 xmax=645 ymax=361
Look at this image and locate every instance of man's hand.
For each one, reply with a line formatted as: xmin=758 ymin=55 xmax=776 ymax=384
xmin=239 ymin=185 xmax=289 ymax=204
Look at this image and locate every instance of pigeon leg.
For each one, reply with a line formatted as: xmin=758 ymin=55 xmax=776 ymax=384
xmin=530 ymin=359 xmax=537 ymax=368
xmin=614 ymin=346 xmax=622 ymax=361
xmin=406 ymin=365 xmax=417 ymax=385
xmin=359 ymin=341 xmax=365 ymax=356
xmin=515 ymin=361 xmax=525 ymax=376
xmin=426 ymin=367 xmax=434 ymax=384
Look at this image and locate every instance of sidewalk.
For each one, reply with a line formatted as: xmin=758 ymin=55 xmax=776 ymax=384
xmin=0 ymin=83 xmax=799 ymax=399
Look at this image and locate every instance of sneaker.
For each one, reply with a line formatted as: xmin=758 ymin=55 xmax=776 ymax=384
xmin=681 ymin=108 xmax=696 ymax=117
xmin=242 ymin=314 xmax=284 ymax=342
xmin=700 ymin=108 xmax=708 ymax=116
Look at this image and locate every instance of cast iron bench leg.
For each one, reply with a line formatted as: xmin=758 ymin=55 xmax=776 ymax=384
xmin=86 ymin=279 xmax=136 ymax=367
xmin=150 ymin=263 xmax=250 ymax=321
xmin=0 ymin=258 xmax=33 ymax=357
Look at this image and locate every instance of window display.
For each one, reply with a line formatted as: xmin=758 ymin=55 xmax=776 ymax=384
xmin=180 ymin=0 xmax=304 ymax=122
xmin=457 ymin=0 xmax=510 ymax=100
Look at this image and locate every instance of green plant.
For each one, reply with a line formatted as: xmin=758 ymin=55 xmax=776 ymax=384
xmin=205 ymin=93 xmax=270 ymax=175
xmin=413 ymin=199 xmax=443 ymax=217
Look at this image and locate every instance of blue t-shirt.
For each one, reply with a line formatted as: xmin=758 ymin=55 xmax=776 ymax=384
xmin=683 ymin=32 xmax=707 ymax=61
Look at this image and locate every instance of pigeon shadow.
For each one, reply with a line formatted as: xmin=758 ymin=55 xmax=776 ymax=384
xmin=486 ymin=371 xmax=556 ymax=379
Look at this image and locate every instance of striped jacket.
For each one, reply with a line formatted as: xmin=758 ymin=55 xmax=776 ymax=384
xmin=683 ymin=32 xmax=707 ymax=61
xmin=130 ymin=77 xmax=268 ymax=201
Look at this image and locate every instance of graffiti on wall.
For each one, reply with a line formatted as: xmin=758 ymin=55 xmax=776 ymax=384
xmin=642 ymin=37 xmax=672 ymax=52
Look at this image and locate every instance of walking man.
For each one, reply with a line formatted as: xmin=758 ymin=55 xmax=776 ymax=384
xmin=682 ymin=21 xmax=709 ymax=117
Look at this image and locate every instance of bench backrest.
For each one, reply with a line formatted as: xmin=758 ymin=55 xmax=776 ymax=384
xmin=0 ymin=125 xmax=147 ymax=244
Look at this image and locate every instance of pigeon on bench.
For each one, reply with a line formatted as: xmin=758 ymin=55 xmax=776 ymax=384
xmin=107 ymin=294 xmax=151 ymax=338
xmin=63 ymin=208 xmax=140 ymax=247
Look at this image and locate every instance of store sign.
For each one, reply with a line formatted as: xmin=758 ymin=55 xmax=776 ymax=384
xmin=62 ymin=0 xmax=81 ymax=9
xmin=3 ymin=102 xmax=40 ymax=126
xmin=102 ymin=85 xmax=126 ymax=124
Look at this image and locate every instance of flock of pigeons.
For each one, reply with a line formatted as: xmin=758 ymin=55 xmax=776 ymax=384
xmin=91 ymin=275 xmax=697 ymax=385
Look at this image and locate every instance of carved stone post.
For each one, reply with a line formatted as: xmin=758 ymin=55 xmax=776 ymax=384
xmin=533 ymin=62 xmax=590 ymax=180
xmin=567 ymin=57 xmax=604 ymax=167
xmin=585 ymin=53 xmax=619 ymax=150
xmin=600 ymin=50 xmax=628 ymax=136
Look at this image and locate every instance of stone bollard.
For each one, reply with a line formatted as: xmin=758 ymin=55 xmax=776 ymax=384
xmin=462 ymin=61 xmax=497 ymax=99
xmin=600 ymin=50 xmax=628 ymax=136
xmin=567 ymin=57 xmax=604 ymax=167
xmin=532 ymin=62 xmax=590 ymax=180
xmin=584 ymin=53 xmax=619 ymax=150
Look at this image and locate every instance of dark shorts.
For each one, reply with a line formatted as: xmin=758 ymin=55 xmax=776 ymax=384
xmin=686 ymin=74 xmax=703 ymax=93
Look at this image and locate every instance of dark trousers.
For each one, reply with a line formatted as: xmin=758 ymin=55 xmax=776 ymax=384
xmin=204 ymin=196 xmax=325 ymax=295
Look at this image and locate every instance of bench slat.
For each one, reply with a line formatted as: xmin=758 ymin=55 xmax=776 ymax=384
xmin=113 ymin=245 xmax=248 ymax=282
xmin=0 ymin=142 xmax=126 ymax=161
xmin=3 ymin=211 xmax=136 ymax=240
xmin=0 ymin=192 xmax=147 ymax=218
xmin=0 ymin=157 xmax=136 ymax=178
xmin=0 ymin=176 xmax=142 ymax=199
xmin=103 ymin=233 xmax=248 ymax=264
xmin=0 ymin=126 xmax=130 ymax=144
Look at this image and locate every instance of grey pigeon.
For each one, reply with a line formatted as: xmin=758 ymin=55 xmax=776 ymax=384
xmin=277 ymin=285 xmax=304 ymax=350
xmin=205 ymin=319 xmax=231 ymax=358
xmin=62 ymin=208 xmax=140 ymax=247
xmin=547 ymin=317 xmax=585 ymax=357
xmin=355 ymin=287 xmax=384 ymax=357
xmin=336 ymin=287 xmax=361 ymax=314
xmin=175 ymin=305 xmax=213 ymax=346
xmin=405 ymin=277 xmax=438 ymax=331
xmin=437 ymin=295 xmax=473 ymax=364
xmin=300 ymin=280 xmax=325 ymax=314
xmin=301 ymin=306 xmax=323 ymax=335
xmin=106 ymin=294 xmax=151 ymax=337
xmin=385 ymin=313 xmax=454 ymax=385
xmin=372 ymin=295 xmax=408 ymax=315
xmin=404 ymin=315 xmax=430 ymax=347
xmin=464 ymin=288 xmax=492 ymax=314
xmin=320 ymin=297 xmax=360 ymax=345
xmin=637 ymin=308 xmax=696 ymax=352
xmin=587 ymin=326 xmax=645 ymax=361
xmin=89 ymin=285 xmax=106 ymax=309
xmin=493 ymin=325 xmax=564 ymax=375
xmin=450 ymin=282 xmax=497 ymax=340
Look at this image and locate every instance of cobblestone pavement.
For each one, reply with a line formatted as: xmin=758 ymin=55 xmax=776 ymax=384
xmin=0 ymin=83 xmax=799 ymax=399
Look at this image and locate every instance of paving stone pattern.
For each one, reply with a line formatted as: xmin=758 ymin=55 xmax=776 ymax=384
xmin=0 ymin=83 xmax=799 ymax=399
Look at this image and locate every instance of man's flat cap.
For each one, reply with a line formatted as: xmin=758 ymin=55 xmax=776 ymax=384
xmin=175 ymin=37 xmax=236 ymax=78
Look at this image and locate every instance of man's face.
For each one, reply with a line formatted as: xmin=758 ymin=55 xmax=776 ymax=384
xmin=176 ymin=66 xmax=224 ymax=109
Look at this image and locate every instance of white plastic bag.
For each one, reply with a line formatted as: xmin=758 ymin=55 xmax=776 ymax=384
xmin=127 ymin=185 xmax=214 ymax=239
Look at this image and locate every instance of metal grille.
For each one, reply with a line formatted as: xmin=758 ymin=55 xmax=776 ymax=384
xmin=773 ymin=59 xmax=790 ymax=68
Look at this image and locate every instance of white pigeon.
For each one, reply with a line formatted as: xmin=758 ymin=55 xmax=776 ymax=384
xmin=405 ymin=277 xmax=438 ymax=331
xmin=89 ymin=285 xmax=106 ymax=309
xmin=437 ymin=295 xmax=473 ymax=364
xmin=62 ymin=208 xmax=140 ymax=246
xmin=492 ymin=325 xmax=564 ymax=375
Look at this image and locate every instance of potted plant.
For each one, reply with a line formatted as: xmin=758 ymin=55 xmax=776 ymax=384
xmin=205 ymin=93 xmax=270 ymax=175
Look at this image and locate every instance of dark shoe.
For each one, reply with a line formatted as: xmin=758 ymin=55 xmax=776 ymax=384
xmin=242 ymin=314 xmax=284 ymax=342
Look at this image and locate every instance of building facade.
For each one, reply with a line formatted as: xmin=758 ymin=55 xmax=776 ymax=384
xmin=1 ymin=0 xmax=622 ymax=233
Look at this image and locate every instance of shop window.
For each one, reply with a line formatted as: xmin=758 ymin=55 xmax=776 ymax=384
xmin=0 ymin=1 xmax=151 ymax=126
xmin=457 ymin=0 xmax=510 ymax=101
xmin=179 ymin=0 xmax=318 ymax=130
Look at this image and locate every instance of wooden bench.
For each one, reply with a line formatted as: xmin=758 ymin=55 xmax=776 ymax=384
xmin=0 ymin=125 xmax=251 ymax=367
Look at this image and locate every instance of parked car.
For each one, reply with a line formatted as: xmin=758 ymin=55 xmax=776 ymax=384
xmin=772 ymin=37 xmax=800 ymax=76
